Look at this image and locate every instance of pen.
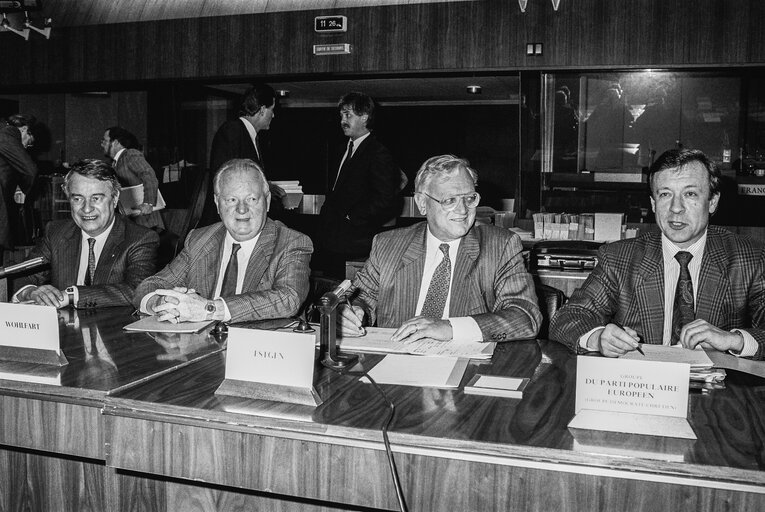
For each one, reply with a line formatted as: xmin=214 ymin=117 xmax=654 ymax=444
xmin=613 ymin=322 xmax=644 ymax=356
xmin=634 ymin=343 xmax=645 ymax=356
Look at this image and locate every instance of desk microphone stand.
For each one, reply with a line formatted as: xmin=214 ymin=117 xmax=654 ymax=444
xmin=319 ymin=280 xmax=358 ymax=370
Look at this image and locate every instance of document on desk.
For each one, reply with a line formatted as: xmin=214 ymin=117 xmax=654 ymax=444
xmin=620 ymin=344 xmax=713 ymax=369
xmin=124 ymin=316 xmax=214 ymax=334
xmin=338 ymin=327 xmax=495 ymax=359
xmin=364 ymin=354 xmax=468 ymax=388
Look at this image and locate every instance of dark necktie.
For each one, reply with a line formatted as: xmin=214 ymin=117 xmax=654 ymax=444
xmin=670 ymin=251 xmax=694 ymax=344
xmin=219 ymin=243 xmax=241 ymax=297
xmin=421 ymin=244 xmax=451 ymax=319
xmin=333 ymin=139 xmax=354 ymax=190
xmin=84 ymin=238 xmax=96 ymax=286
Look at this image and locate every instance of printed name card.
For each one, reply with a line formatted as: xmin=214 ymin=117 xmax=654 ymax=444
xmin=0 ymin=303 xmax=67 ymax=366
xmin=568 ymin=356 xmax=696 ymax=439
xmin=215 ymin=327 xmax=322 ymax=406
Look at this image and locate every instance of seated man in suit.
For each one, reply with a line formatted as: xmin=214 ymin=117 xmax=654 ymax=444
xmin=13 ymin=159 xmax=159 ymax=308
xmin=550 ymin=149 xmax=765 ymax=360
xmin=134 ymin=158 xmax=312 ymax=324
xmin=338 ymin=154 xmax=541 ymax=344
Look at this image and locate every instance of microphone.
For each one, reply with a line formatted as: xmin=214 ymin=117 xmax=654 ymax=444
xmin=317 ymin=279 xmax=358 ymax=370
xmin=318 ymin=279 xmax=352 ymax=311
xmin=0 ymin=256 xmax=48 ymax=279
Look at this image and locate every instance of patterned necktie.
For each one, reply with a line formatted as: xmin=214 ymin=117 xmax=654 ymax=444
xmin=421 ymin=244 xmax=451 ymax=319
xmin=84 ymin=238 xmax=96 ymax=286
xmin=670 ymin=251 xmax=694 ymax=344
xmin=333 ymin=139 xmax=354 ymax=190
xmin=220 ymin=243 xmax=241 ymax=297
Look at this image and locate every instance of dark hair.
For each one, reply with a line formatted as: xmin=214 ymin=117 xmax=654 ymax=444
xmin=7 ymin=114 xmax=36 ymax=128
xmin=106 ymin=126 xmax=141 ymax=150
xmin=338 ymin=91 xmax=376 ymax=130
xmin=63 ymin=159 xmax=121 ymax=197
xmin=648 ymin=149 xmax=721 ymax=198
xmin=239 ymin=84 xmax=276 ymax=116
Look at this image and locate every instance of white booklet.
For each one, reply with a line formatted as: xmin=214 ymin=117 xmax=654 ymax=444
xmin=124 ymin=315 xmax=213 ymax=334
xmin=338 ymin=327 xmax=495 ymax=360
xmin=363 ymin=354 xmax=468 ymax=388
xmin=118 ymin=184 xmax=166 ymax=213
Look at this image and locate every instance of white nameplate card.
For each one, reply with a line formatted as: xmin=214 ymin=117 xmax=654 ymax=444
xmin=215 ymin=327 xmax=322 ymax=406
xmin=0 ymin=303 xmax=67 ymax=366
xmin=568 ymin=356 xmax=695 ymax=439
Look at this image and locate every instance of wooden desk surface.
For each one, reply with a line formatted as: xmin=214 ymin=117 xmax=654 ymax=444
xmin=103 ymin=335 xmax=765 ymax=510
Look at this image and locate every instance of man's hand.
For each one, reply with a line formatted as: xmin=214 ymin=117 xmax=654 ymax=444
xmin=337 ymin=304 xmax=366 ymax=336
xmin=679 ymin=319 xmax=744 ymax=353
xmin=27 ymin=285 xmax=69 ymax=309
xmin=391 ymin=316 xmax=453 ymax=344
xmin=152 ymin=287 xmax=208 ymax=323
xmin=136 ymin=203 xmax=154 ymax=216
xmin=589 ymin=323 xmax=641 ymax=357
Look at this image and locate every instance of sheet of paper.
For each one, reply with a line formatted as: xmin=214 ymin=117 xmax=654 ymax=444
xmin=474 ymin=375 xmax=525 ymax=391
xmin=123 ymin=316 xmax=213 ymax=334
xmin=364 ymin=354 xmax=467 ymax=388
xmin=620 ymin=344 xmax=713 ymax=369
xmin=568 ymin=410 xmax=697 ymax=440
xmin=339 ymin=327 xmax=494 ymax=359
xmin=118 ymin=184 xmax=166 ymax=212
xmin=707 ymin=351 xmax=765 ymax=379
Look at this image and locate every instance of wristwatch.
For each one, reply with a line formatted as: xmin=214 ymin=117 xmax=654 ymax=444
xmin=205 ymin=300 xmax=218 ymax=321
xmin=65 ymin=286 xmax=76 ymax=308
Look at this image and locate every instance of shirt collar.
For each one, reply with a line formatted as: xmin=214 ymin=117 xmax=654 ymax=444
xmin=349 ymin=131 xmax=370 ymax=150
xmin=113 ymin=148 xmax=126 ymax=162
xmin=239 ymin=117 xmax=258 ymax=140
xmin=80 ymin=217 xmax=116 ymax=244
xmin=425 ymin=226 xmax=462 ymax=261
xmin=661 ymin=229 xmax=707 ymax=265
xmin=224 ymin=229 xmax=261 ymax=252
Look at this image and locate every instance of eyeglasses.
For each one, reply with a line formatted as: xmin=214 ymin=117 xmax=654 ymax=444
xmin=420 ymin=191 xmax=480 ymax=210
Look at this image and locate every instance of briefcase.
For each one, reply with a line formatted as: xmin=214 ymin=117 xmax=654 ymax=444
xmin=531 ymin=240 xmax=603 ymax=272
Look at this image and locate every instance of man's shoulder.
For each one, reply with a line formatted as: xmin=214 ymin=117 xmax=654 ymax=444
xmin=119 ymin=216 xmax=160 ymax=243
xmin=373 ymin=222 xmax=423 ymax=244
xmin=269 ymin=219 xmax=313 ymax=247
xmin=44 ymin=219 xmax=78 ymax=240
xmin=707 ymin=225 xmax=765 ymax=259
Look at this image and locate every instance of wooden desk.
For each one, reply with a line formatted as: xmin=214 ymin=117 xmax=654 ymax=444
xmin=0 ymin=307 xmax=224 ymax=511
xmin=104 ymin=338 xmax=765 ymax=511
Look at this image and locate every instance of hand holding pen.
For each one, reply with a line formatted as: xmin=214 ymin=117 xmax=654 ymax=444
xmin=593 ymin=322 xmax=643 ymax=358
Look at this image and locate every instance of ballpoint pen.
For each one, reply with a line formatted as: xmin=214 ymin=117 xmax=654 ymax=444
xmin=614 ymin=322 xmax=644 ymax=356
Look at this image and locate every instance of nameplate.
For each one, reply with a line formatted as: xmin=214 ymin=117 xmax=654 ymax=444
xmin=215 ymin=327 xmax=321 ymax=406
xmin=0 ymin=303 xmax=67 ymax=366
xmin=568 ymin=356 xmax=695 ymax=439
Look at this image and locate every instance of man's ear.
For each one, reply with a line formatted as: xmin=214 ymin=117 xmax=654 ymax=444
xmin=414 ymin=192 xmax=427 ymax=215
xmin=709 ymin=192 xmax=720 ymax=215
xmin=649 ymin=196 xmax=656 ymax=213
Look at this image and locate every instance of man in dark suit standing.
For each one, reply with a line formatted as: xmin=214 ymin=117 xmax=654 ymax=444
xmin=550 ymin=149 xmax=765 ymax=360
xmin=134 ymin=159 xmax=312 ymax=324
xmin=202 ymin=84 xmax=279 ymax=225
xmin=316 ymin=92 xmax=402 ymax=278
xmin=339 ymin=155 xmax=541 ymax=344
xmin=0 ymin=114 xmax=38 ymax=263
xmin=13 ymin=159 xmax=159 ymax=308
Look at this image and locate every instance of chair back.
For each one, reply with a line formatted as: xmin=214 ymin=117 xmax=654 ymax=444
xmin=535 ymin=283 xmax=566 ymax=339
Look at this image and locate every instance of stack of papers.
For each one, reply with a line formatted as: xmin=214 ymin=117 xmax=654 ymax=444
xmin=271 ymin=180 xmax=303 ymax=210
xmin=363 ymin=354 xmax=467 ymax=388
xmin=620 ymin=344 xmax=713 ymax=369
xmin=338 ymin=327 xmax=495 ymax=359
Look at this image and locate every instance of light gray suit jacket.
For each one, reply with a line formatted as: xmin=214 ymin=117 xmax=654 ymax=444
xmin=133 ymin=218 xmax=312 ymax=323
xmin=352 ymin=222 xmax=541 ymax=342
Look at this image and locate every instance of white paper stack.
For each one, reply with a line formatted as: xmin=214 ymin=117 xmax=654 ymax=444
xmin=271 ymin=180 xmax=304 ymax=210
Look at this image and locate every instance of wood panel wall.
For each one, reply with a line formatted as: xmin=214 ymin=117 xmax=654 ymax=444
xmin=1 ymin=0 xmax=764 ymax=89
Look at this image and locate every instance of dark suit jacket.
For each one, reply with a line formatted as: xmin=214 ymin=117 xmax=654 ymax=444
xmin=17 ymin=215 xmax=159 ymax=308
xmin=0 ymin=125 xmax=38 ymax=248
xmin=133 ymin=218 xmax=312 ymax=323
xmin=209 ymin=118 xmax=261 ymax=173
xmin=550 ymin=226 xmax=765 ymax=360
xmin=318 ymin=134 xmax=402 ymax=257
xmin=352 ymin=222 xmax=541 ymax=342
xmin=114 ymin=148 xmax=164 ymax=230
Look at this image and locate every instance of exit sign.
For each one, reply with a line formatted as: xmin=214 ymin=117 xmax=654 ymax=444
xmin=314 ymin=15 xmax=347 ymax=33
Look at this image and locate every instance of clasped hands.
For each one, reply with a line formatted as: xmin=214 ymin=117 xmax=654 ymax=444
xmin=151 ymin=287 xmax=208 ymax=323
xmin=337 ymin=304 xmax=453 ymax=343
xmin=593 ymin=319 xmax=744 ymax=357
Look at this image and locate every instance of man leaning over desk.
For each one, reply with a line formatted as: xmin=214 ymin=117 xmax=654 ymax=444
xmin=134 ymin=158 xmax=312 ymax=324
xmin=550 ymin=149 xmax=765 ymax=360
xmin=338 ymin=154 xmax=541 ymax=343
xmin=13 ymin=159 xmax=159 ymax=308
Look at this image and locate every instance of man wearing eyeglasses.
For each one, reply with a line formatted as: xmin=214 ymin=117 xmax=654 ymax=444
xmin=12 ymin=159 xmax=159 ymax=308
xmin=338 ymin=154 xmax=541 ymax=344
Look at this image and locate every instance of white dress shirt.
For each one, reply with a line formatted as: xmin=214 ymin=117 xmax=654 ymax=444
xmin=239 ymin=117 xmax=260 ymax=162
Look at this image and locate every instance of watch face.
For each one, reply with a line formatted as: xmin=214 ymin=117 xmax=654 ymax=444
xmin=206 ymin=302 xmax=216 ymax=313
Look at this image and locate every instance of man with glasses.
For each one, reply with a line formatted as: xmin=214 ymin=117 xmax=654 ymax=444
xmin=338 ymin=154 xmax=541 ymax=344
xmin=13 ymin=159 xmax=159 ymax=308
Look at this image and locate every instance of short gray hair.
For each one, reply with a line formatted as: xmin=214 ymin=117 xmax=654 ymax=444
xmin=213 ymin=158 xmax=269 ymax=195
xmin=63 ymin=159 xmax=121 ymax=198
xmin=414 ymin=154 xmax=478 ymax=193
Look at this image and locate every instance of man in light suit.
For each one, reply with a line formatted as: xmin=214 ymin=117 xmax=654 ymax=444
xmin=316 ymin=91 xmax=402 ymax=278
xmin=339 ymin=155 xmax=541 ymax=344
xmin=0 ymin=114 xmax=38 ymax=262
xmin=550 ymin=149 xmax=765 ymax=360
xmin=13 ymin=159 xmax=159 ymax=308
xmin=102 ymin=126 xmax=164 ymax=230
xmin=134 ymin=158 xmax=312 ymax=324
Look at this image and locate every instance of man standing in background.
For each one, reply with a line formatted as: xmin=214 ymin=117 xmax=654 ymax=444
xmin=0 ymin=114 xmax=38 ymax=264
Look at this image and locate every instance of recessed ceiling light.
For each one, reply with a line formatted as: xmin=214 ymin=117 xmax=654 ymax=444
xmin=466 ymin=85 xmax=482 ymax=94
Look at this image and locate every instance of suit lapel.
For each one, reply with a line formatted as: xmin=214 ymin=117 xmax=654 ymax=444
xmin=94 ymin=217 xmax=126 ymax=283
xmin=334 ymin=136 xmax=370 ymax=191
xmin=201 ymin=225 xmax=227 ymax=296
xmin=390 ymin=224 xmax=427 ymax=322
xmin=61 ymin=222 xmax=82 ymax=286
xmin=632 ymin=233 xmax=665 ymax=343
xmin=696 ymin=231 xmax=728 ymax=324
xmin=241 ymin=219 xmax=276 ymax=292
xmin=449 ymin=228 xmax=481 ymax=316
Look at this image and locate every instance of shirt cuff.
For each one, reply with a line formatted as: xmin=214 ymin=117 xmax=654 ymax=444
xmin=448 ymin=316 xmax=483 ymax=343
xmin=730 ymin=329 xmax=757 ymax=358
xmin=221 ymin=299 xmax=232 ymax=323
xmin=579 ymin=327 xmax=605 ymax=351
xmin=70 ymin=286 xmax=79 ymax=307
xmin=139 ymin=292 xmax=157 ymax=314
xmin=11 ymin=284 xmax=36 ymax=303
